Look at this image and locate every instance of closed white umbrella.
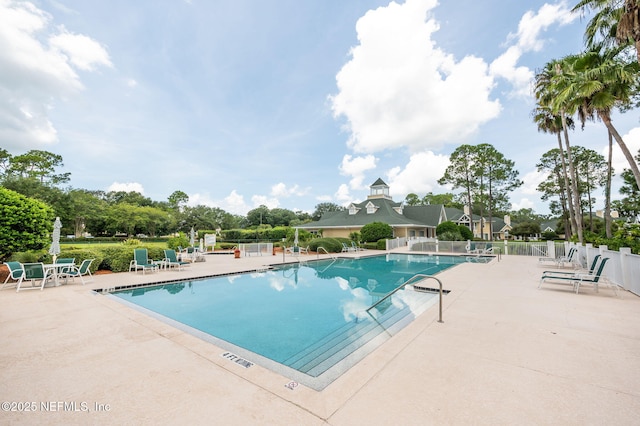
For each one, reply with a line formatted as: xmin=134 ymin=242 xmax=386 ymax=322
xmin=294 ymin=228 xmax=299 ymax=247
xmin=190 ymin=227 xmax=196 ymax=247
xmin=48 ymin=217 xmax=62 ymax=263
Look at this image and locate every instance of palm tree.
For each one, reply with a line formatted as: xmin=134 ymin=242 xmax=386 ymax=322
xmin=532 ymin=106 xmax=576 ymax=239
xmin=561 ymin=49 xmax=640 ymax=191
xmin=573 ymin=0 xmax=640 ymax=64
xmin=534 ymin=59 xmax=585 ymax=243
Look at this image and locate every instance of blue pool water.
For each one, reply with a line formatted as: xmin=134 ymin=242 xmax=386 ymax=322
xmin=111 ymin=253 xmax=481 ymax=388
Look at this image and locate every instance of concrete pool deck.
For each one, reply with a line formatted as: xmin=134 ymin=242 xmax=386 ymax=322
xmin=1 ymin=250 xmax=639 ymax=425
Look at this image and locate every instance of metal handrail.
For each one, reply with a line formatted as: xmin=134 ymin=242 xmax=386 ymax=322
xmin=316 ymin=246 xmax=336 ymax=259
xmin=366 ymin=274 xmax=444 ymax=323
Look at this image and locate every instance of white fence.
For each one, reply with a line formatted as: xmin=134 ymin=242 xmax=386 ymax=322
xmin=404 ymin=238 xmax=639 ymax=296
xmin=238 ymin=242 xmax=273 ymax=256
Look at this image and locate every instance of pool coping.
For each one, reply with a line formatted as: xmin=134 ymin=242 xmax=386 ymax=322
xmin=2 ymin=249 xmax=639 ymax=424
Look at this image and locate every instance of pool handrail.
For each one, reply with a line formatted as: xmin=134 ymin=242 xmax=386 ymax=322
xmin=366 ymin=274 xmax=444 ymax=323
xmin=316 ymin=246 xmax=336 ymax=260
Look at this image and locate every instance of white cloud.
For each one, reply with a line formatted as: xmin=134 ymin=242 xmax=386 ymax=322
xmin=335 ymin=183 xmax=355 ymax=205
xmin=339 ymin=154 xmax=377 ymax=189
xmin=270 ymin=182 xmax=310 ymax=198
xmin=520 ymin=169 xmax=547 ymax=195
xmin=251 ymin=195 xmax=279 ymax=210
xmin=610 ymin=127 xmax=640 ymax=175
xmin=0 ymin=0 xmax=111 ymax=149
xmin=107 ymin=182 xmax=144 ymax=194
xmin=385 ymin=151 xmax=450 ymax=197
xmin=49 ymin=29 xmax=113 ymax=71
xmin=331 ymin=0 xmax=501 ymax=154
xmin=221 ymin=190 xmax=249 ymax=215
xmin=511 ymin=197 xmax=535 ymax=211
xmin=490 ymin=1 xmax=576 ymax=96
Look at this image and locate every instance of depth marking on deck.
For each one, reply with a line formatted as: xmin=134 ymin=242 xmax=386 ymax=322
xmin=221 ymin=352 xmax=254 ymax=368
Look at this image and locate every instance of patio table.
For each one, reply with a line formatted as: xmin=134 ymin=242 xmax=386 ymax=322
xmin=43 ymin=263 xmax=75 ymax=287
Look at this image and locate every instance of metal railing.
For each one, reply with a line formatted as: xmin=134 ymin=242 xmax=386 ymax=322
xmin=366 ymin=274 xmax=444 ymax=323
xmin=316 ymin=246 xmax=336 ymax=259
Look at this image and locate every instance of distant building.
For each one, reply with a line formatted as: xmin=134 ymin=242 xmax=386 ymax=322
xmin=298 ymin=178 xmax=512 ymax=240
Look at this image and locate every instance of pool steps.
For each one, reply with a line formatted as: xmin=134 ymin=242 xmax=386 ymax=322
xmin=284 ymin=287 xmax=441 ymax=376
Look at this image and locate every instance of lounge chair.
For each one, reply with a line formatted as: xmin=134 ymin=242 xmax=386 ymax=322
xmin=129 ymin=248 xmax=159 ymax=274
xmin=341 ymin=243 xmax=356 ymax=253
xmin=163 ymin=249 xmax=190 ymax=270
xmin=572 ymin=257 xmax=612 ymax=294
xmin=539 ymin=257 xmax=610 ymax=294
xmin=286 ymin=246 xmax=309 ymax=256
xmin=539 ymin=247 xmax=577 ymax=267
xmin=59 ymin=259 xmax=94 ymax=284
xmin=541 ymin=255 xmax=601 ymax=278
xmin=1 ymin=262 xmax=25 ymax=291
xmin=19 ymin=263 xmax=53 ymax=292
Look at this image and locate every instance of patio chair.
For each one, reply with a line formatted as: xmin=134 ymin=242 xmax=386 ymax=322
xmin=539 ymin=257 xmax=610 ymax=294
xmin=541 ymin=255 xmax=601 ymax=278
xmin=18 ymin=263 xmax=53 ymax=292
xmin=163 ymin=249 xmax=190 ymax=271
xmin=572 ymin=257 xmax=612 ymax=295
xmin=539 ymin=247 xmax=577 ymax=267
xmin=55 ymin=257 xmax=76 ymax=275
xmin=129 ymin=248 xmax=159 ymax=274
xmin=1 ymin=261 xmax=25 ymax=291
xmin=59 ymin=259 xmax=94 ymax=285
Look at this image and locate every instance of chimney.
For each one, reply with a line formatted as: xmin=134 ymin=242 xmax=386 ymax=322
xmin=504 ymin=215 xmax=511 ymax=226
xmin=464 ymin=205 xmax=470 ymax=215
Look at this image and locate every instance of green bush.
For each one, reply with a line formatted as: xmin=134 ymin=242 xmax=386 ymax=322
xmin=167 ymin=234 xmax=189 ymax=250
xmin=458 ymin=225 xmax=473 ymax=240
xmin=49 ymin=249 xmax=102 ymax=274
xmin=307 ymin=238 xmax=343 ymax=253
xmin=10 ymin=251 xmax=42 ymax=263
xmin=360 ymin=222 xmax=393 ymax=243
xmin=0 ymin=187 xmax=54 ymax=261
xmin=436 ymin=220 xmax=460 ymax=241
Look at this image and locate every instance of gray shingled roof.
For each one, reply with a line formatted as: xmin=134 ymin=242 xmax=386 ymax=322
xmin=299 ymin=198 xmax=434 ymax=229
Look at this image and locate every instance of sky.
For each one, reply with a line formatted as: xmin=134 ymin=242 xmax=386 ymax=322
xmin=2 ymin=0 xmax=640 ymax=217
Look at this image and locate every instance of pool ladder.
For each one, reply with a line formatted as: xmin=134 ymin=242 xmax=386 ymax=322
xmin=316 ymin=246 xmax=336 ymax=260
xmin=366 ymin=274 xmax=445 ymax=323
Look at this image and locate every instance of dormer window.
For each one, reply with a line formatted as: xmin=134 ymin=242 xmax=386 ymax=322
xmin=366 ymin=202 xmax=378 ymax=214
xmin=349 ymin=204 xmax=360 ymax=215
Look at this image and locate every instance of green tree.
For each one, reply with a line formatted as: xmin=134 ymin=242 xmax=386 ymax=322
xmin=422 ymin=192 xmax=461 ymax=208
xmin=360 ymin=222 xmax=393 ymax=243
xmin=0 ymin=187 xmax=54 ymax=260
xmin=534 ymin=58 xmax=584 ymax=242
xmin=6 ymin=150 xmax=70 ymax=185
xmin=473 ymin=143 xmax=522 ymax=240
xmin=404 ymin=193 xmax=422 ymax=206
xmin=312 ymin=202 xmax=345 ymax=221
xmin=573 ymin=0 xmax=640 ymax=63
xmin=573 ymin=146 xmax=609 ymax=231
xmin=168 ymin=190 xmax=189 ymax=211
xmin=246 ymin=205 xmax=271 ymax=227
xmin=438 ymin=144 xmax=478 ymax=236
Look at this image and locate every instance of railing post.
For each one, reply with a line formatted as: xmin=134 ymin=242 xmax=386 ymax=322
xmin=619 ymin=247 xmax=631 ymax=291
xmin=546 ymin=240 xmax=555 ymax=259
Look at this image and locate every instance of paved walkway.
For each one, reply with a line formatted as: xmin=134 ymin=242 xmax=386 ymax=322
xmin=1 ymin=251 xmax=639 ymax=425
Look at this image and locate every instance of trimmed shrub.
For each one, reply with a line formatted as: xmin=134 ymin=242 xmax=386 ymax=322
xmin=376 ymin=239 xmax=387 ymax=250
xmin=360 ymin=222 xmax=393 ymax=243
xmin=307 ymin=238 xmax=343 ymax=253
xmin=436 ymin=221 xmax=459 ymax=237
xmin=458 ymin=225 xmax=473 ymax=240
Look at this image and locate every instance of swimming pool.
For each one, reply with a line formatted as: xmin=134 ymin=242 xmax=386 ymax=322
xmin=110 ymin=253 xmax=482 ymax=389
